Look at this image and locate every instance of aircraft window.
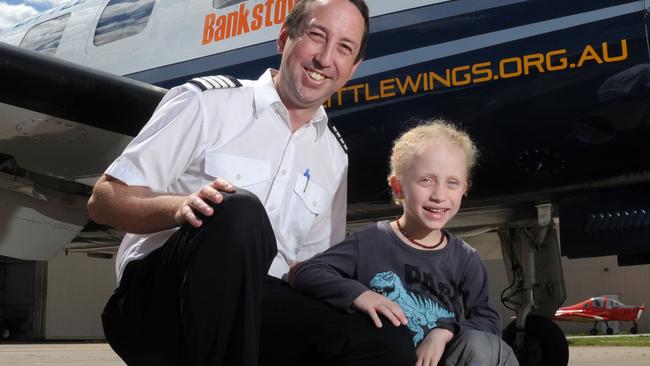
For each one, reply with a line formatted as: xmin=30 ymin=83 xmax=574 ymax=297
xmin=19 ymin=14 xmax=71 ymax=56
xmin=592 ymin=299 xmax=603 ymax=308
xmin=94 ymin=0 xmax=155 ymax=46
xmin=609 ymin=299 xmax=623 ymax=308
xmin=213 ymin=0 xmax=245 ymax=9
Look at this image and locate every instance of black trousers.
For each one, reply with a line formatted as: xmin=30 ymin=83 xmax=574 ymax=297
xmin=260 ymin=277 xmax=417 ymax=366
xmin=102 ymin=190 xmax=277 ymax=366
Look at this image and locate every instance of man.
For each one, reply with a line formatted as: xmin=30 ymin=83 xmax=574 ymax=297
xmin=87 ymin=0 xmax=368 ymax=365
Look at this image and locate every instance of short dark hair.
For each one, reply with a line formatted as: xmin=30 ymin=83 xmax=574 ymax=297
xmin=284 ymin=0 xmax=369 ymax=63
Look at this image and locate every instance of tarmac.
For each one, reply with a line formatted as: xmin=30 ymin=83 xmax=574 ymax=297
xmin=0 ymin=342 xmax=649 ymax=366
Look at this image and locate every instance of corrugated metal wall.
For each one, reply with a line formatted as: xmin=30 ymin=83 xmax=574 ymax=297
xmin=484 ymin=255 xmax=650 ymax=334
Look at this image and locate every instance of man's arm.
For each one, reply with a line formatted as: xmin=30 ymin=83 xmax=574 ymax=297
xmin=87 ymin=174 xmax=234 ymax=234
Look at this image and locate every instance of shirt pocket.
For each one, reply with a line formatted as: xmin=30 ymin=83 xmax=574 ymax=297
xmin=204 ymin=153 xmax=271 ymax=191
xmin=289 ymin=174 xmax=330 ymax=237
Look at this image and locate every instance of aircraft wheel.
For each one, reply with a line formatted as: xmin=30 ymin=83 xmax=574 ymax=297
xmin=606 ymin=327 xmax=613 ymax=335
xmin=631 ymin=326 xmax=638 ymax=334
xmin=503 ymin=315 xmax=569 ymax=366
xmin=590 ymin=328 xmax=598 ymax=335
xmin=0 ymin=329 xmax=9 ymax=339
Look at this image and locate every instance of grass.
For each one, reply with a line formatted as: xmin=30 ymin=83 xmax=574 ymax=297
xmin=567 ymin=335 xmax=650 ymax=347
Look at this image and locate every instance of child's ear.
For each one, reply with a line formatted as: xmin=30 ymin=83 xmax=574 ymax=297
xmin=389 ymin=176 xmax=404 ymax=199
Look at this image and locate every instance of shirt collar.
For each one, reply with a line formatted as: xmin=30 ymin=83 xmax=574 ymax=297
xmin=253 ymin=69 xmax=329 ymax=138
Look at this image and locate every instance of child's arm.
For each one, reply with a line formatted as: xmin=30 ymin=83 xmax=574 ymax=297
xmin=459 ymin=252 xmax=502 ymax=335
xmin=293 ymin=233 xmax=407 ymax=328
xmin=415 ymin=328 xmax=454 ymax=366
xmin=292 ymin=233 xmax=371 ymax=311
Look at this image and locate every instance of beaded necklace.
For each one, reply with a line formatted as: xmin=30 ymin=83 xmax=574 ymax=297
xmin=395 ymin=218 xmax=445 ymax=250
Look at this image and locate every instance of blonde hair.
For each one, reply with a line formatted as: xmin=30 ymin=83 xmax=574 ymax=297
xmin=388 ymin=119 xmax=478 ymax=204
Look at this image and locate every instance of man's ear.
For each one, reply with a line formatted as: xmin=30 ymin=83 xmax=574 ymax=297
xmin=389 ymin=176 xmax=403 ymax=199
xmin=277 ymin=26 xmax=289 ymax=53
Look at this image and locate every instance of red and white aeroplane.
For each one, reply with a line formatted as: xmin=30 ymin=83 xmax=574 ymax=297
xmin=554 ymin=296 xmax=645 ymax=335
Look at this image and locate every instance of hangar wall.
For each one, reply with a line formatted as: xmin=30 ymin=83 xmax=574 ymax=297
xmin=484 ymin=255 xmax=650 ymax=335
xmin=44 ymin=252 xmax=116 ymax=339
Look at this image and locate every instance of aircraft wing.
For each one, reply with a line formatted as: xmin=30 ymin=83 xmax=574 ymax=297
xmin=0 ymin=42 xmax=166 ymax=260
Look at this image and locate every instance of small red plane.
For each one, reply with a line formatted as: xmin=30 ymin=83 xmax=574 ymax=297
xmin=554 ymin=296 xmax=644 ymax=335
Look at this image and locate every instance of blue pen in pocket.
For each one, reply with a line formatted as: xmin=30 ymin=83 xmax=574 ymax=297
xmin=303 ymin=169 xmax=311 ymax=192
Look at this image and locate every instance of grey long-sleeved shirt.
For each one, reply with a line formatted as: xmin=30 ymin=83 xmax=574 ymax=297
xmin=293 ymin=221 xmax=501 ymax=345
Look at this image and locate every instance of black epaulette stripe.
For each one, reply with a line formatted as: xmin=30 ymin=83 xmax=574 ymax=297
xmin=328 ymin=123 xmax=348 ymax=154
xmin=187 ymin=75 xmax=242 ymax=91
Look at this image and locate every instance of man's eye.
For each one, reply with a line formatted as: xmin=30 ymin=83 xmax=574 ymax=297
xmin=339 ymin=44 xmax=353 ymax=55
xmin=309 ymin=31 xmax=325 ymax=40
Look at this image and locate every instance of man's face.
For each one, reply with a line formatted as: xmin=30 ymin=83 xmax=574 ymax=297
xmin=275 ymin=0 xmax=365 ymax=111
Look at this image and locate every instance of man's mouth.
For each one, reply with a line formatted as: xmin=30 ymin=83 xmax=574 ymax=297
xmin=307 ymin=69 xmax=326 ymax=81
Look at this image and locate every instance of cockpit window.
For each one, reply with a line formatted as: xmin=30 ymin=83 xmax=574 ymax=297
xmin=94 ymin=0 xmax=155 ymax=46
xmin=213 ymin=0 xmax=245 ymax=9
xmin=592 ymin=298 xmax=603 ymax=308
xmin=20 ymin=14 xmax=71 ymax=56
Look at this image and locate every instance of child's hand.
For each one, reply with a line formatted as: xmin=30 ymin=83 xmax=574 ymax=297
xmin=352 ymin=290 xmax=408 ymax=328
xmin=415 ymin=328 xmax=453 ymax=366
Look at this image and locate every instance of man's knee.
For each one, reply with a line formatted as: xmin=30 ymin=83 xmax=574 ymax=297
xmin=207 ymin=189 xmax=264 ymax=217
xmin=193 ymin=189 xmax=276 ymax=262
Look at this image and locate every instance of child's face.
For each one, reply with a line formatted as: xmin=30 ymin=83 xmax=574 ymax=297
xmin=394 ymin=141 xmax=468 ymax=233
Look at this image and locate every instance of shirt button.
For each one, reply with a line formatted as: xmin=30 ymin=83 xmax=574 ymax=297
xmin=312 ymin=201 xmax=317 ymax=207
xmin=280 ymin=169 xmax=287 ymax=176
xmin=236 ymin=173 xmax=241 ymax=180
xmin=269 ymin=205 xmax=275 ymax=212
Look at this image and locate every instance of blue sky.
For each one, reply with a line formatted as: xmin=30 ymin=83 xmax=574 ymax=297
xmin=0 ymin=0 xmax=68 ymax=30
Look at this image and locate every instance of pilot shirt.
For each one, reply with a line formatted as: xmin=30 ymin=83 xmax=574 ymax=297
xmin=106 ymin=69 xmax=348 ymax=283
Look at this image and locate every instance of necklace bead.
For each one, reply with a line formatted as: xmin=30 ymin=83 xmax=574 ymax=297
xmin=395 ymin=218 xmax=445 ymax=250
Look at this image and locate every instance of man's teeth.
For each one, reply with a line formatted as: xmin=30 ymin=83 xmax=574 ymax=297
xmin=307 ymin=70 xmax=325 ymax=80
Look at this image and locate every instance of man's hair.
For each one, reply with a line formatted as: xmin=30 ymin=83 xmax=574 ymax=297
xmin=284 ymin=0 xmax=369 ymax=63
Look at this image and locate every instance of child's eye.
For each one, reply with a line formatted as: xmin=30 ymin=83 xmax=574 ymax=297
xmin=447 ymin=180 xmax=462 ymax=188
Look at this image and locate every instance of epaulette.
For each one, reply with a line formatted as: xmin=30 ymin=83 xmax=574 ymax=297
xmin=328 ymin=123 xmax=348 ymax=154
xmin=188 ymin=75 xmax=242 ymax=91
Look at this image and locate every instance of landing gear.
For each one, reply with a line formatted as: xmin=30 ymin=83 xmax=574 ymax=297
xmin=498 ymin=203 xmax=568 ymax=366
xmin=631 ymin=325 xmax=639 ymax=334
xmin=590 ymin=327 xmax=598 ymax=335
xmin=606 ymin=327 xmax=614 ymax=335
xmin=504 ymin=315 xmax=569 ymax=366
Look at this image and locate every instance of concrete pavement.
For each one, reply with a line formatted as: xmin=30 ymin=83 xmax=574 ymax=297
xmin=0 ymin=342 xmax=649 ymax=365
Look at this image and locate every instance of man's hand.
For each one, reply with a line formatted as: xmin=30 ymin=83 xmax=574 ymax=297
xmin=352 ymin=290 xmax=408 ymax=328
xmin=175 ymin=178 xmax=236 ymax=227
xmin=415 ymin=328 xmax=453 ymax=366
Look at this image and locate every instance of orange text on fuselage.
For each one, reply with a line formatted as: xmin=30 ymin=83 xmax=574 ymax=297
xmin=202 ymin=0 xmax=297 ymax=45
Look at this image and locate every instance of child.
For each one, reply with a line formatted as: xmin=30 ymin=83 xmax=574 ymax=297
xmin=293 ymin=120 xmax=518 ymax=366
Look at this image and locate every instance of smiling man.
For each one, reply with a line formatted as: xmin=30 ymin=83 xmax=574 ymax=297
xmin=87 ymin=0 xmax=368 ymax=365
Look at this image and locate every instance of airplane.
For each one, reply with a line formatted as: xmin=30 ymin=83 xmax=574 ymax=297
xmin=554 ymin=296 xmax=645 ymax=335
xmin=2 ymin=0 xmax=650 ymax=365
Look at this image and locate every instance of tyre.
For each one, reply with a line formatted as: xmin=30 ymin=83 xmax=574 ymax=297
xmin=503 ymin=315 xmax=569 ymax=366
xmin=589 ymin=328 xmax=598 ymax=335
xmin=631 ymin=326 xmax=638 ymax=334
xmin=606 ymin=327 xmax=613 ymax=335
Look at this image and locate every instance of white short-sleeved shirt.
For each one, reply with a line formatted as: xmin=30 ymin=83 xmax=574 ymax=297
xmin=106 ymin=69 xmax=348 ymax=283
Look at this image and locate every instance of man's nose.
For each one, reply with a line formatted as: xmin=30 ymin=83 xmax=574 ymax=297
xmin=314 ymin=42 xmax=334 ymax=68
